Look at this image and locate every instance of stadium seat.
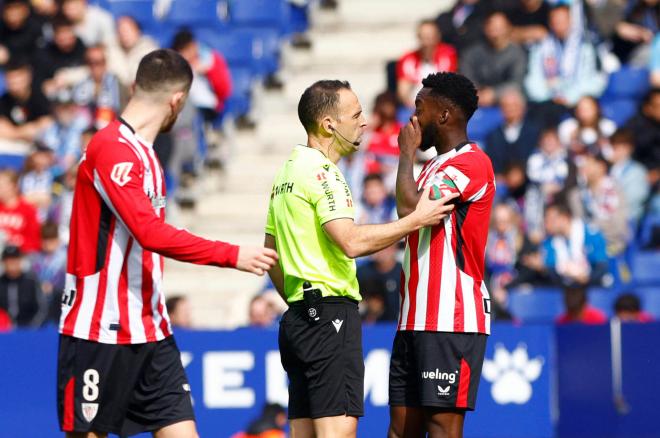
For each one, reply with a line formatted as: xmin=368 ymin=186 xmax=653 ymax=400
xmin=636 ymin=287 xmax=660 ymax=319
xmin=602 ymin=66 xmax=650 ymax=100
xmin=0 ymin=72 xmax=5 ymax=96
xmin=632 ymin=251 xmax=660 ymax=285
xmin=228 ymin=0 xmax=288 ymax=31
xmin=231 ymin=27 xmax=281 ymax=76
xmin=156 ymin=0 xmax=228 ymax=27
xmin=105 ymin=0 xmax=155 ymax=27
xmin=223 ymin=67 xmax=253 ymax=117
xmin=599 ymin=98 xmax=638 ymax=126
xmin=195 ymin=28 xmax=255 ymax=69
xmin=467 ymin=107 xmax=503 ymax=143
xmin=508 ymin=287 xmax=564 ymax=323
xmin=588 ymin=287 xmax=621 ymax=317
xmin=0 ymin=154 xmax=26 ymax=171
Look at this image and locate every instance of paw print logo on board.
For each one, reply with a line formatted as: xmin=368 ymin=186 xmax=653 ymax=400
xmin=482 ymin=343 xmax=544 ymax=405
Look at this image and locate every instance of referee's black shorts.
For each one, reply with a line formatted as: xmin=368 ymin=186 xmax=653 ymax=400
xmin=389 ymin=330 xmax=487 ymax=411
xmin=57 ymin=335 xmax=194 ymax=435
xmin=279 ymin=297 xmax=364 ymax=419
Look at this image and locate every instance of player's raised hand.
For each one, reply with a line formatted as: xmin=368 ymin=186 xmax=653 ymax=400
xmin=236 ymin=246 xmax=278 ymax=276
xmin=411 ymin=187 xmax=459 ymax=227
xmin=398 ymin=115 xmax=422 ymax=158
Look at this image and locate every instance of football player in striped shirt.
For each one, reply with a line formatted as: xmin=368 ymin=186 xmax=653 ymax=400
xmin=57 ymin=49 xmax=278 ymax=438
xmin=388 ymin=72 xmax=496 ymax=438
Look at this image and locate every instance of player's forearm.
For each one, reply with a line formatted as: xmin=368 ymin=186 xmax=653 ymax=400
xmin=396 ymin=153 xmax=420 ymax=218
xmin=346 ymin=214 xmax=420 ymax=258
xmin=264 ymin=234 xmax=286 ymax=300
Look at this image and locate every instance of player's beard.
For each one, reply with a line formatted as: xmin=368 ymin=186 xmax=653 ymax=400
xmin=419 ymin=122 xmax=440 ymax=151
xmin=160 ymin=108 xmax=179 ymax=133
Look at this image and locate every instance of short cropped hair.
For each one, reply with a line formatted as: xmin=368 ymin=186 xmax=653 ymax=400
xmin=610 ymin=128 xmax=635 ymax=146
xmin=297 ymin=80 xmax=351 ymax=134
xmin=421 ymin=72 xmax=478 ymax=121
xmin=135 ymin=49 xmax=193 ymax=94
xmin=545 ymin=202 xmax=572 ymax=218
xmin=171 ymin=29 xmax=195 ymax=52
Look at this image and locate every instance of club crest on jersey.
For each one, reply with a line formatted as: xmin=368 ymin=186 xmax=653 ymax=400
xmin=81 ymin=402 xmax=99 ymax=422
xmin=111 ymin=162 xmax=133 ymax=186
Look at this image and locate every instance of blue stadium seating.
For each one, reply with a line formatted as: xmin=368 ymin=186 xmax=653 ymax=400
xmin=0 ymin=154 xmax=26 ymax=172
xmin=105 ymin=0 xmax=155 ymax=27
xmin=223 ymin=67 xmax=253 ymax=117
xmin=195 ymin=29 xmax=255 ymax=69
xmin=632 ymin=251 xmax=660 ymax=285
xmin=508 ymin=287 xmax=564 ymax=323
xmin=636 ymin=287 xmax=660 ymax=319
xmin=600 ymin=98 xmax=638 ymax=126
xmin=228 ymin=0 xmax=288 ymax=31
xmin=588 ymin=287 xmax=620 ymax=317
xmin=467 ymin=107 xmax=503 ymax=143
xmin=156 ymin=0 xmax=228 ymax=27
xmin=602 ymin=67 xmax=650 ymax=101
xmin=0 ymin=72 xmax=5 ymax=96
xmin=232 ymin=27 xmax=281 ymax=76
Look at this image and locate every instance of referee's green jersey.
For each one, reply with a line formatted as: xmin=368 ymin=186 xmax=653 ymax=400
xmin=265 ymin=145 xmax=361 ymax=303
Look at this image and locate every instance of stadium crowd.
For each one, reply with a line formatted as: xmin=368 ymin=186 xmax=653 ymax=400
xmin=0 ymin=0 xmax=658 ymax=331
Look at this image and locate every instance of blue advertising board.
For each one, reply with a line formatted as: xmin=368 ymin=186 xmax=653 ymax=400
xmin=0 ymin=323 xmax=557 ymax=437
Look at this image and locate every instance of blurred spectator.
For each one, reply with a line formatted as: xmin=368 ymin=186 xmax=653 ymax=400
xmin=47 ymin=164 xmax=76 ymax=243
xmin=171 ymin=29 xmax=232 ymax=119
xmin=338 ymin=150 xmax=368 ymax=204
xmin=59 ymin=0 xmax=117 ymax=48
xmin=556 ymin=285 xmax=607 ymax=324
xmin=486 ymin=87 xmax=541 ymax=177
xmin=583 ymin=0 xmax=627 ymax=42
xmin=461 ymin=11 xmax=527 ymax=106
xmin=30 ymin=221 xmax=66 ymax=323
xmin=0 ymin=0 xmax=44 ymax=66
xmin=106 ymin=16 xmax=159 ymax=88
xmin=651 ymin=33 xmax=660 ymax=87
xmin=39 ymin=88 xmax=86 ymax=174
xmin=248 ymin=294 xmax=277 ymax=328
xmin=0 ymin=169 xmax=41 ymax=253
xmin=579 ymin=152 xmax=629 ymax=256
xmin=524 ymin=4 xmax=607 ymax=125
xmin=165 ymin=295 xmax=192 ymax=329
xmin=230 ymin=403 xmax=287 ymax=438
xmin=498 ymin=161 xmax=529 ymax=210
xmin=38 ymin=15 xmax=88 ymax=97
xmin=614 ymin=292 xmax=653 ymax=322
xmin=72 ymin=45 xmax=121 ymax=129
xmin=558 ymin=96 xmax=616 ymax=155
xmin=0 ymin=307 xmax=11 ymax=331
xmin=507 ymin=0 xmax=550 ymax=45
xmin=625 ymin=88 xmax=660 ymax=184
xmin=435 ymin=0 xmax=491 ymax=53
xmin=609 ymin=128 xmax=650 ymax=223
xmin=357 ymin=244 xmax=401 ymax=323
xmin=525 ymin=126 xmax=572 ymax=239
xmin=20 ymin=145 xmax=55 ymax=220
xmin=365 ymin=91 xmax=400 ymax=189
xmin=0 ymin=245 xmax=47 ymax=327
xmin=0 ymin=59 xmax=52 ymax=143
xmin=355 ymin=173 xmax=396 ymax=225
xmin=543 ymin=202 xmax=609 ymax=287
xmin=612 ymin=0 xmax=659 ymax=66
xmin=396 ymin=19 xmax=457 ymax=109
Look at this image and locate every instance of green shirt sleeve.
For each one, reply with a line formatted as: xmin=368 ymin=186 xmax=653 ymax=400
xmin=307 ymin=165 xmax=355 ymax=226
xmin=265 ymin=193 xmax=275 ymax=235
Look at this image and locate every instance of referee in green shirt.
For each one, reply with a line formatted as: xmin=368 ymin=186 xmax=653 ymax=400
xmin=264 ymin=80 xmax=457 ymax=438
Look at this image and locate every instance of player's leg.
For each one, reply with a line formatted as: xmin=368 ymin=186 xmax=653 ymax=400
xmin=313 ymin=414 xmax=358 ymax=438
xmin=152 ymin=419 xmax=198 ymax=438
xmin=424 ymin=408 xmax=465 ymax=438
xmin=388 ymin=406 xmax=425 ymax=438
xmin=290 ymin=418 xmax=314 ymax=438
xmin=388 ymin=332 xmax=425 ymax=438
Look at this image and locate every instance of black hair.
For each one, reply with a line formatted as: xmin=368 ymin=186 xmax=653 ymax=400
xmin=643 ymin=87 xmax=660 ymax=106
xmin=4 ymin=56 xmax=31 ymax=72
xmin=171 ymin=28 xmax=195 ymax=52
xmin=135 ymin=49 xmax=193 ymax=93
xmin=363 ymin=173 xmax=384 ymax=186
xmin=545 ymin=201 xmax=572 ymax=218
xmin=421 ymin=72 xmax=479 ymax=121
xmin=41 ymin=222 xmax=60 ymax=240
xmin=610 ymin=128 xmax=635 ymax=146
xmin=52 ymin=14 xmax=74 ymax=31
xmin=614 ymin=293 xmax=642 ymax=314
xmin=165 ymin=295 xmax=186 ymax=314
xmin=297 ymin=80 xmax=351 ymax=134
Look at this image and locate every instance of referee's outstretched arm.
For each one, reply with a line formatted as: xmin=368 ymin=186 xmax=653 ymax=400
xmin=323 ymin=188 xmax=458 ymax=259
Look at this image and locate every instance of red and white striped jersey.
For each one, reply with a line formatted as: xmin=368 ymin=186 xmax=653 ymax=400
xmin=398 ymin=142 xmax=495 ymax=334
xmin=59 ymin=119 xmax=239 ymax=344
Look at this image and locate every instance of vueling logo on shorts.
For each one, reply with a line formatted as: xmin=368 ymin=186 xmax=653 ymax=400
xmin=421 ymin=369 xmax=458 ymax=384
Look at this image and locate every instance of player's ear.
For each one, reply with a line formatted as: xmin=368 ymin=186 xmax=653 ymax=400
xmin=439 ymin=109 xmax=449 ymax=124
xmin=171 ymin=90 xmax=187 ymax=111
xmin=320 ymin=116 xmax=334 ymax=136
